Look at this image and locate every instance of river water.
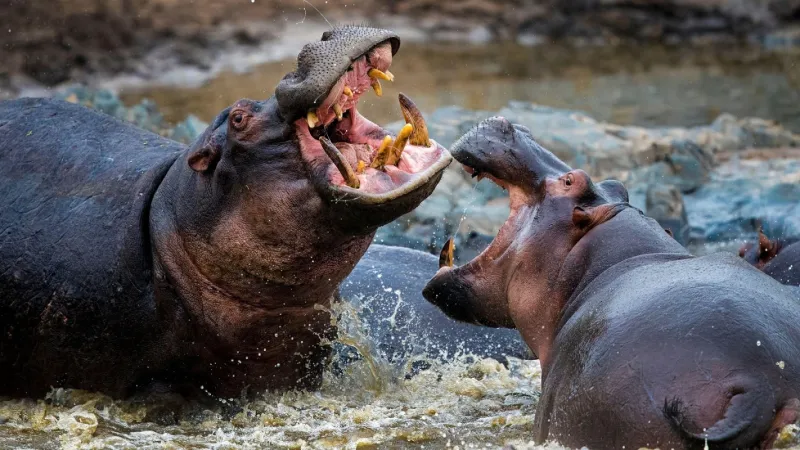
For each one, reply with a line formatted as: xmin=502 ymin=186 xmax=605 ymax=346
xmin=0 ymin=300 xmax=546 ymax=450
xmin=122 ymin=42 xmax=800 ymax=132
xmin=3 ymin=40 xmax=800 ymax=449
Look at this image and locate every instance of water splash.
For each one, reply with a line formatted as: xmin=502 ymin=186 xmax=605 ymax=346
xmin=452 ymin=181 xmax=483 ymax=241
xmin=0 ymin=297 xmax=544 ymax=450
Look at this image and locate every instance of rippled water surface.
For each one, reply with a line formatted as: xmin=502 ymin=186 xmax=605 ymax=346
xmin=122 ymin=42 xmax=800 ymax=132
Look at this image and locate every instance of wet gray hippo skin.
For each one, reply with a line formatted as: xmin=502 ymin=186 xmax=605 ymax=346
xmin=339 ymin=245 xmax=532 ymax=367
xmin=423 ymin=117 xmax=800 ymax=449
xmin=0 ymin=26 xmax=452 ymax=399
xmin=740 ymin=232 xmax=800 ymax=286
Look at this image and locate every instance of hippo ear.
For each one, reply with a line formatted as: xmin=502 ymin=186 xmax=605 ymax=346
xmin=572 ymin=203 xmax=625 ymax=232
xmin=758 ymin=230 xmax=778 ymax=261
xmin=758 ymin=230 xmax=773 ymax=253
xmin=187 ymin=144 xmax=221 ymax=173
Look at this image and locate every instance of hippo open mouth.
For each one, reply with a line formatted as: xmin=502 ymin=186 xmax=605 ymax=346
xmin=423 ymin=117 xmax=630 ymax=327
xmin=276 ymin=26 xmax=451 ymax=205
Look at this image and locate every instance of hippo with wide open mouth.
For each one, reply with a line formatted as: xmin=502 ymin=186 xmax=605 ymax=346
xmin=423 ymin=117 xmax=800 ymax=449
xmin=0 ymin=26 xmax=453 ymax=399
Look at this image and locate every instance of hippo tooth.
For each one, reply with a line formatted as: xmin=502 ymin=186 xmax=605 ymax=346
xmin=371 ymin=79 xmax=383 ymax=97
xmin=307 ymin=111 xmax=319 ymax=128
xmin=398 ymin=93 xmax=431 ymax=147
xmin=333 ymin=104 xmax=344 ymax=121
xmin=439 ymin=238 xmax=455 ymax=269
xmin=370 ymin=135 xmax=393 ymax=170
xmin=319 ymin=137 xmax=360 ymax=189
xmin=343 ymin=86 xmax=354 ymax=97
xmin=368 ymin=68 xmax=394 ymax=82
xmin=386 ymin=123 xmax=413 ymax=166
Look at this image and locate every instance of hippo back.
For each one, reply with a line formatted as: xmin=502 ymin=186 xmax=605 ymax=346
xmin=538 ymin=251 xmax=800 ymax=448
xmin=764 ymin=241 xmax=800 ymax=286
xmin=339 ymin=244 xmax=532 ymax=367
xmin=0 ymin=98 xmax=182 ymax=396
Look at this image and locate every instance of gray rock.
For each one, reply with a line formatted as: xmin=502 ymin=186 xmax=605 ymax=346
xmin=685 ymin=158 xmax=800 ymax=243
xmin=126 ymin=99 xmax=165 ymax=133
xmin=170 ymin=114 xmax=208 ymax=144
xmin=380 ymin=101 xmax=800 ymax=260
xmin=645 ymin=184 xmax=690 ymax=246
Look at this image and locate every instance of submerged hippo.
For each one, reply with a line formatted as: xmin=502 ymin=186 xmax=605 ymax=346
xmin=740 ymin=231 xmax=800 ymax=286
xmin=423 ymin=117 xmax=800 ymax=449
xmin=0 ymin=26 xmax=453 ymax=399
xmin=339 ymin=245 xmax=531 ymax=368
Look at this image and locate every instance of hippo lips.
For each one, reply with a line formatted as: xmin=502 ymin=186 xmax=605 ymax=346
xmin=296 ymin=40 xmax=451 ymax=204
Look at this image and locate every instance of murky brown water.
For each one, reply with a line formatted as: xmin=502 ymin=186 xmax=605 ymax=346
xmin=122 ymin=42 xmax=800 ymax=132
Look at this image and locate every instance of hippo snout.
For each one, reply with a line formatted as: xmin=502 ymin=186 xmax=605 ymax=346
xmin=422 ymin=268 xmax=483 ymax=325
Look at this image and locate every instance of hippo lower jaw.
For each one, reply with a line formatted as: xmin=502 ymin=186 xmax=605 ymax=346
xmin=293 ymin=39 xmax=451 ymax=220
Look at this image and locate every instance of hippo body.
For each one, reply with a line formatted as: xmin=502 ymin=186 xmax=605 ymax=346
xmin=740 ymin=233 xmax=800 ymax=286
xmin=423 ymin=117 xmax=800 ymax=449
xmin=0 ymin=98 xmax=183 ymax=397
xmin=539 ymin=225 xmax=800 ymax=448
xmin=340 ymin=245 xmax=531 ymax=365
xmin=0 ymin=26 xmax=456 ymax=399
xmin=763 ymin=241 xmax=800 ymax=286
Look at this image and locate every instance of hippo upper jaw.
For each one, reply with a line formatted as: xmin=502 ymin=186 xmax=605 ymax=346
xmin=424 ymin=117 xmax=633 ymax=334
xmin=281 ymin=26 xmax=452 ymax=229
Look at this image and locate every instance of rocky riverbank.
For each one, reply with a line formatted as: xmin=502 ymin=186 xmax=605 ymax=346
xmin=2 ymin=0 xmax=799 ymax=99
xmin=47 ymin=86 xmax=800 ymax=264
xmin=375 ymin=102 xmax=800 ymax=261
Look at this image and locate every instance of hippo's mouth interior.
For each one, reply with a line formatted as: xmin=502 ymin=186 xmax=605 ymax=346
xmin=296 ymin=41 xmax=450 ymax=199
xmin=438 ymin=162 xmax=527 ymax=273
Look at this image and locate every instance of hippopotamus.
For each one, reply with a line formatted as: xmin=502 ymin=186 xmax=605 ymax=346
xmin=423 ymin=117 xmax=800 ymax=449
xmin=740 ymin=231 xmax=800 ymax=286
xmin=0 ymin=26 xmax=454 ymax=399
xmin=338 ymin=245 xmax=531 ymax=369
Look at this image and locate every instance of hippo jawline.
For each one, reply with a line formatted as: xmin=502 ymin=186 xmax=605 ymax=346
xmin=294 ymin=39 xmax=452 ymax=206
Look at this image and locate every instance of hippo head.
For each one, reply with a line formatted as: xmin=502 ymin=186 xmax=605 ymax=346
xmin=423 ymin=117 xmax=630 ymax=330
xmin=738 ymin=230 xmax=780 ymax=269
xmin=186 ymin=26 xmax=451 ymax=232
xmin=158 ymin=27 xmax=450 ymax=394
xmin=177 ymin=26 xmax=451 ymax=291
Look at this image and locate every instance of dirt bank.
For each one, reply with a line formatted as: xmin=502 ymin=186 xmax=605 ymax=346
xmin=1 ymin=0 xmax=798 ymax=91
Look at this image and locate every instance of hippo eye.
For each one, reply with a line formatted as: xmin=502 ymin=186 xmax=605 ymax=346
xmin=230 ymin=111 xmax=248 ymax=131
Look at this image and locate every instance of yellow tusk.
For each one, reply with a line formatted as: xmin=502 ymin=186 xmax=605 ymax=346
xmin=333 ymin=104 xmax=343 ymax=121
xmin=386 ymin=123 xmax=413 ymax=166
xmin=370 ymin=135 xmax=394 ymax=169
xmin=368 ymin=68 xmax=394 ymax=82
xmin=343 ymin=86 xmax=353 ymax=97
xmin=439 ymin=238 xmax=455 ymax=268
xmin=398 ymin=93 xmax=431 ymax=147
xmin=307 ymin=111 xmax=319 ymax=128
xmin=371 ymin=79 xmax=382 ymax=97
xmin=320 ymin=137 xmax=360 ymax=189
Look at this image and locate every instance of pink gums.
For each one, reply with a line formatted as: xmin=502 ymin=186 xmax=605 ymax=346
xmin=295 ymin=42 xmax=448 ymax=195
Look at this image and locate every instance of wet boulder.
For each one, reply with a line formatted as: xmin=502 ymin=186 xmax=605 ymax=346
xmin=646 ymin=184 xmax=690 ymax=246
